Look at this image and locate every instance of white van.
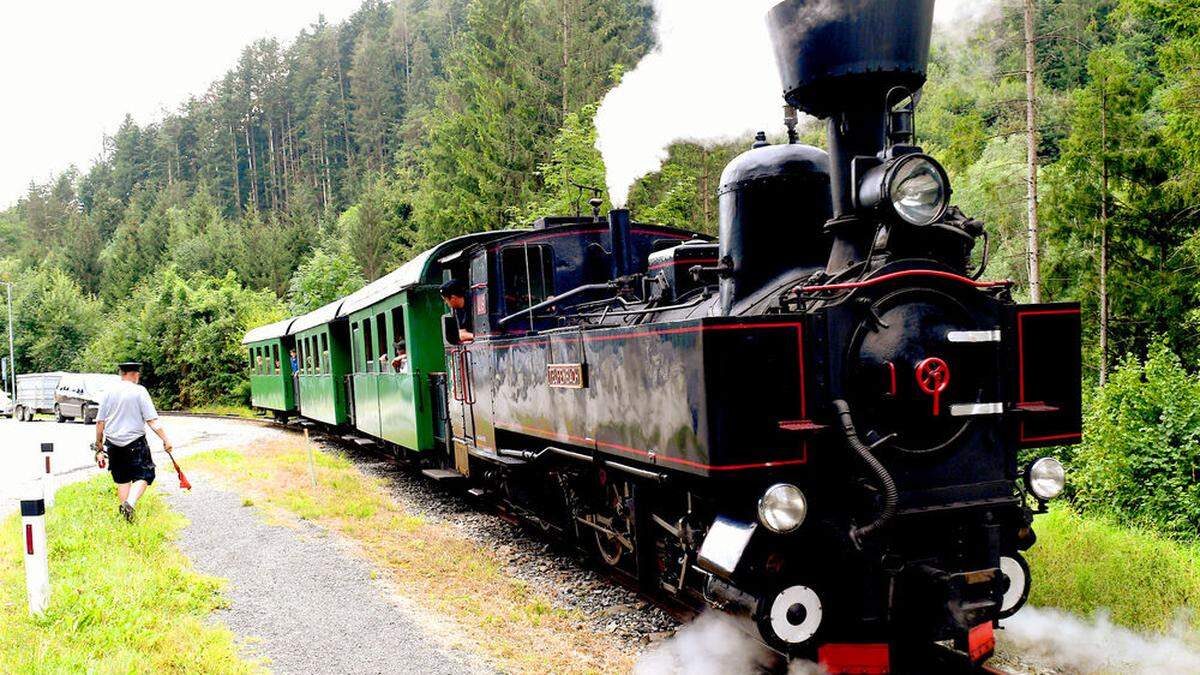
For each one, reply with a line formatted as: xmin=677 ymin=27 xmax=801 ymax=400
xmin=54 ymin=373 xmax=122 ymax=424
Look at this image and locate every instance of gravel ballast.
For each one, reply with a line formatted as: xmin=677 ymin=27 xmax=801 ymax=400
xmin=165 ymin=481 xmax=484 ymax=675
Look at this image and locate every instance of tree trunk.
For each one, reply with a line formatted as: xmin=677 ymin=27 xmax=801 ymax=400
xmin=1023 ymin=0 xmax=1042 ymax=303
xmin=336 ymin=59 xmax=355 ymax=173
xmin=1099 ymin=84 xmax=1109 ymax=386
xmin=229 ymin=125 xmax=242 ymax=212
xmin=245 ymin=121 xmax=259 ymax=212
xmin=561 ymin=0 xmax=570 ymax=120
xmin=268 ymin=118 xmax=279 ymax=212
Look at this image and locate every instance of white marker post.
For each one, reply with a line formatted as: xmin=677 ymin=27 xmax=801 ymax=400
xmin=41 ymin=442 xmax=55 ymax=508
xmin=304 ymin=428 xmax=317 ymax=488
xmin=21 ymin=497 xmax=49 ymax=615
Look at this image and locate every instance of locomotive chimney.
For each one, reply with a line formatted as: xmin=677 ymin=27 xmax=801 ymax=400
xmin=767 ymin=0 xmax=936 ymax=272
xmin=608 ymin=208 xmax=635 ymax=278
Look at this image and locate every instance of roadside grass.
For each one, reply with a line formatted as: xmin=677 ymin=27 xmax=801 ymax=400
xmin=1027 ymin=505 xmax=1200 ymax=634
xmin=0 ymin=476 xmax=261 ymax=674
xmin=184 ymin=404 xmax=258 ymax=419
xmin=192 ymin=440 xmax=636 ymax=674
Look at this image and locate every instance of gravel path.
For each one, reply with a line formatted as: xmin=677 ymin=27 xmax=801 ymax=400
xmin=164 ymin=480 xmax=485 ymax=675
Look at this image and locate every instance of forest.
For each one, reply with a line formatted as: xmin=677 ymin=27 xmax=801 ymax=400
xmin=2 ymin=0 xmax=1200 ymax=539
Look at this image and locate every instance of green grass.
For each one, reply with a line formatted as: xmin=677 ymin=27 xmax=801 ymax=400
xmin=1027 ymin=505 xmax=1200 ymax=634
xmin=185 ymin=404 xmax=258 ymax=419
xmin=0 ymin=476 xmax=261 ymax=674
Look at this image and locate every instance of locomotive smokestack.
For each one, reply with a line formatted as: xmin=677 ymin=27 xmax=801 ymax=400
xmin=608 ymin=208 xmax=635 ymax=278
xmin=767 ymin=0 xmax=936 ymax=271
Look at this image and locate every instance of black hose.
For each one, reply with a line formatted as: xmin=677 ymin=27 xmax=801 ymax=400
xmin=831 ymin=399 xmax=899 ymax=546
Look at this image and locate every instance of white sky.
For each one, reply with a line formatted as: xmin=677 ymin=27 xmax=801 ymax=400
xmin=0 ymin=0 xmax=995 ymax=210
xmin=0 ymin=0 xmax=365 ymax=208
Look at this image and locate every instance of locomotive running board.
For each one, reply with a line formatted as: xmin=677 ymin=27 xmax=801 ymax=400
xmin=420 ymin=468 xmax=465 ymax=482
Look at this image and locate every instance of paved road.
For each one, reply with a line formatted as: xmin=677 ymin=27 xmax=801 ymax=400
xmin=0 ymin=414 xmax=286 ymax=514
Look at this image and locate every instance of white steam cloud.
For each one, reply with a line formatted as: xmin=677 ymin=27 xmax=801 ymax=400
xmin=595 ymin=0 xmax=999 ymax=206
xmin=1001 ymin=607 xmax=1200 ymax=674
xmin=632 ymin=611 xmax=822 ymax=675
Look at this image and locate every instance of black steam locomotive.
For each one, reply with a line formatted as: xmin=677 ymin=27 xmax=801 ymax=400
xmin=426 ymin=1 xmax=1083 ymax=670
xmin=240 ymin=0 xmax=1077 ymax=672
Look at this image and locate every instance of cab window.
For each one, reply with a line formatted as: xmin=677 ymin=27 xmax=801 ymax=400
xmin=501 ymin=245 xmax=554 ymax=315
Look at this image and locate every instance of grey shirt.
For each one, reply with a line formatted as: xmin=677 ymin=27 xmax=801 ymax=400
xmin=97 ymin=380 xmax=158 ymax=447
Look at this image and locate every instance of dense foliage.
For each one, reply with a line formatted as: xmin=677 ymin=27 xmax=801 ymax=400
xmin=0 ymin=0 xmax=1199 ymax=540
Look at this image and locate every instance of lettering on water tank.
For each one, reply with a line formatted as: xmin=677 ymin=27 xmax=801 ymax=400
xmin=547 ymin=363 xmax=587 ymax=389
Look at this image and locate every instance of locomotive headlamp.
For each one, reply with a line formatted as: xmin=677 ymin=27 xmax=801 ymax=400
xmin=1026 ymin=457 xmax=1066 ymax=500
xmin=858 ymin=153 xmax=950 ymax=226
xmin=758 ymin=483 xmax=808 ymax=533
xmin=889 ymin=155 xmax=949 ymax=225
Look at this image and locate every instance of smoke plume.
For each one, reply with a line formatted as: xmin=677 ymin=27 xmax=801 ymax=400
xmin=633 ymin=611 xmax=779 ymax=674
xmin=594 ymin=0 xmax=1001 ymax=206
xmin=1002 ymin=606 xmax=1200 ymax=673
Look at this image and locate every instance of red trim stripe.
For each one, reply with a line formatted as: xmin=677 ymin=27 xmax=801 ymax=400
xmin=647 ymin=258 xmax=718 ymax=272
xmin=799 ymin=269 xmax=1013 ymax=293
xmin=25 ymin=524 xmax=34 ymax=555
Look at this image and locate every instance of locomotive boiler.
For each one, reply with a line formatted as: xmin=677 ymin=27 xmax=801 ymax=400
xmin=245 ymin=0 xmax=1082 ymax=671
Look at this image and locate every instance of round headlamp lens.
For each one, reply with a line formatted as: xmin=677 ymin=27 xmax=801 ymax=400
xmin=758 ymin=483 xmax=808 ymax=533
xmin=1028 ymin=457 xmax=1066 ymax=500
xmin=889 ymin=156 xmax=948 ymax=225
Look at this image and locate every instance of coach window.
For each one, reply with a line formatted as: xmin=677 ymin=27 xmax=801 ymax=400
xmin=319 ymin=333 xmax=329 ymax=375
xmin=501 ymin=244 xmax=554 ymax=315
xmin=312 ymin=334 xmax=321 ymax=374
xmin=374 ymin=312 xmax=388 ymax=372
xmin=271 ymin=344 xmax=280 ymax=374
xmin=306 ymin=338 xmax=315 ymax=374
xmin=390 ymin=306 xmax=407 ymax=373
xmin=363 ymin=317 xmax=375 ymax=372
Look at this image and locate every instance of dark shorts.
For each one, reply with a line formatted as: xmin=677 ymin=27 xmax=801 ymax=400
xmin=105 ymin=436 xmax=156 ymax=485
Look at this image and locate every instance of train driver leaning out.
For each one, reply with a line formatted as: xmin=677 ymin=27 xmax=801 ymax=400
xmin=439 ymin=279 xmax=475 ymax=343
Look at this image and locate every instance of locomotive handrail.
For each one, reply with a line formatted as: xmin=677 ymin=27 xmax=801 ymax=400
xmin=497 ymin=281 xmax=618 ymax=326
xmin=795 ymin=269 xmax=1013 ymax=294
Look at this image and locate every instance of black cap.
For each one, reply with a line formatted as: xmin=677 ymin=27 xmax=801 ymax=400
xmin=118 ymin=362 xmax=142 ymax=373
xmin=439 ymin=279 xmax=466 ymax=298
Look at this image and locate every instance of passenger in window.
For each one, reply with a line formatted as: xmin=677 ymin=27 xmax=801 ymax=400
xmin=439 ymin=279 xmax=475 ymax=343
xmin=290 ymin=349 xmax=299 ymax=373
xmin=391 ymin=341 xmax=408 ymax=372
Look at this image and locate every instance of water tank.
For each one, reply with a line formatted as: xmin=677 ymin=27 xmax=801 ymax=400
xmin=718 ymin=143 xmax=831 ymax=315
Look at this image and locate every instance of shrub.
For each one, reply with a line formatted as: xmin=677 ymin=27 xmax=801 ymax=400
xmin=1071 ymin=341 xmax=1200 ymax=537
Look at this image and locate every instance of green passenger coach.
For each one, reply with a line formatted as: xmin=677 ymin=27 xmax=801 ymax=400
xmin=242 ymin=317 xmax=297 ymax=417
xmin=340 ymin=238 xmax=492 ymax=452
xmin=291 ymin=300 xmax=352 ymax=426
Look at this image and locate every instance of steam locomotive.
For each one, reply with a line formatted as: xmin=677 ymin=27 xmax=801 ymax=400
xmin=245 ymin=0 xmax=1081 ymax=671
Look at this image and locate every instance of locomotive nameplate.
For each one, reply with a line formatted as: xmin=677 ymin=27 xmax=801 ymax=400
xmin=547 ymin=363 xmax=587 ymax=389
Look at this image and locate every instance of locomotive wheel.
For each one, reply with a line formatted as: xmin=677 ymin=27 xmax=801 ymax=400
xmin=594 ymin=482 xmax=634 ymax=567
xmin=998 ymin=553 xmax=1031 ymax=618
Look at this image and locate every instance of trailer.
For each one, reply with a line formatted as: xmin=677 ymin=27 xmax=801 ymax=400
xmin=13 ymin=372 xmax=66 ymax=421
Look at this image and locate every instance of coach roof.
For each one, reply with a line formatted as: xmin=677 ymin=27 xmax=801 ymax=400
xmin=241 ymin=317 xmax=298 ymax=345
xmin=337 ymin=230 xmax=517 ymax=317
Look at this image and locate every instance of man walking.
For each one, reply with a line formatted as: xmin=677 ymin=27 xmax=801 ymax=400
xmin=91 ymin=362 xmax=172 ymax=522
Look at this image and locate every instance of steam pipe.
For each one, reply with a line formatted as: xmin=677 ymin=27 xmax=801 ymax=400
xmin=831 ymin=399 xmax=898 ymax=546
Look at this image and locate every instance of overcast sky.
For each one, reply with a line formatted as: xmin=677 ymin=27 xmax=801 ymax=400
xmin=0 ymin=0 xmax=364 ymax=208
xmin=0 ymin=0 xmax=994 ymax=210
